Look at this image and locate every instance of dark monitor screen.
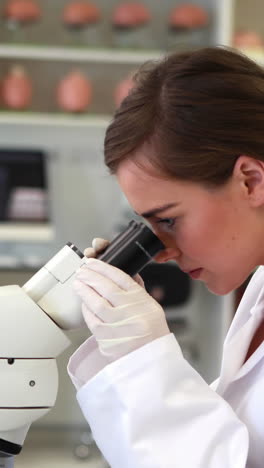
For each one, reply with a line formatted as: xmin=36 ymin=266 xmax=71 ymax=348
xmin=0 ymin=148 xmax=48 ymax=222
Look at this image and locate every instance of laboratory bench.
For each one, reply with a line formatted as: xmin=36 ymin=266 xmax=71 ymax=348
xmin=15 ymin=427 xmax=109 ymax=468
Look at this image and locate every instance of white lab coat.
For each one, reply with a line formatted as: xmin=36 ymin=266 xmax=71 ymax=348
xmin=68 ymin=266 xmax=264 ymax=467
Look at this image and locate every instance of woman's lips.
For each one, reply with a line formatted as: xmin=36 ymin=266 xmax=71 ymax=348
xmin=188 ymin=268 xmax=203 ymax=279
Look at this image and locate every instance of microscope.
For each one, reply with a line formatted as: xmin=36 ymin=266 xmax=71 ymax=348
xmin=0 ymin=221 xmax=164 ymax=468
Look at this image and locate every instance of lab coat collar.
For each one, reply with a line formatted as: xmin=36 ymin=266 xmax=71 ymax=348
xmin=224 ymin=267 xmax=264 ymax=344
xmin=216 ymin=267 xmax=264 ymax=395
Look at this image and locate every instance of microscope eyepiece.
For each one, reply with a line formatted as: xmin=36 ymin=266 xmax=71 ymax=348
xmin=68 ymin=221 xmax=165 ymax=276
xmin=97 ymin=220 xmax=165 ymax=276
xmin=69 ymin=221 xmax=165 ymax=277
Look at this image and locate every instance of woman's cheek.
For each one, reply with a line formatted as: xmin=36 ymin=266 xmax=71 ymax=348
xmin=159 ymin=230 xmax=181 ymax=252
xmin=150 ymin=229 xmax=172 ymax=260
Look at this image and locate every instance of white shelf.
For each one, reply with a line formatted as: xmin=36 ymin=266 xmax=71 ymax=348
xmin=0 ymin=44 xmax=164 ymax=64
xmin=0 ymin=111 xmax=111 ymax=127
xmin=0 ymin=223 xmax=55 ymax=241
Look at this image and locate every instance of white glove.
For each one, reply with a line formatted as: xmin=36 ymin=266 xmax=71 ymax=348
xmin=74 ymin=258 xmax=170 ymax=362
xmin=83 ymin=237 xmax=110 ymax=258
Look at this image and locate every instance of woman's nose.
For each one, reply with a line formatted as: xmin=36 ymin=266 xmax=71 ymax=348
xmin=155 ymin=247 xmax=181 ymax=264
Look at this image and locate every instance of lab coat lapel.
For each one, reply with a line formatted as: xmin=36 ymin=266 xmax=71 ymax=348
xmin=216 ymin=278 xmax=264 ymax=395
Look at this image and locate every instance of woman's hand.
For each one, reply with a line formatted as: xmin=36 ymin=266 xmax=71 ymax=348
xmin=83 ymin=237 xmax=110 ymax=258
xmin=74 ymin=258 xmax=170 ymax=362
xmin=83 ymin=237 xmax=145 ymax=286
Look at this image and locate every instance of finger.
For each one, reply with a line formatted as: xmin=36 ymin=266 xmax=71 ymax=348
xmin=76 ymin=266 xmax=128 ymax=307
xmin=92 ymin=238 xmax=109 ymax=253
xmin=83 ymin=247 xmax=96 ymax=258
xmin=83 ymin=258 xmax=139 ymax=292
xmin=81 ymin=303 xmax=102 ymax=333
xmin=83 ymin=238 xmax=109 ymax=258
xmin=134 ymin=273 xmax=145 ymax=288
xmin=74 ymin=279 xmax=113 ymax=318
xmin=75 ymin=278 xmax=136 ymax=323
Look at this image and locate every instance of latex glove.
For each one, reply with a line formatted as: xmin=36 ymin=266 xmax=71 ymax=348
xmin=74 ymin=258 xmax=170 ymax=362
xmin=83 ymin=237 xmax=110 ymax=258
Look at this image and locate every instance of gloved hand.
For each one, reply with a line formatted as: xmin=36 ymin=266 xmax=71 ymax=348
xmin=83 ymin=237 xmax=110 ymax=258
xmin=74 ymin=258 xmax=170 ymax=362
xmin=83 ymin=237 xmax=144 ymax=287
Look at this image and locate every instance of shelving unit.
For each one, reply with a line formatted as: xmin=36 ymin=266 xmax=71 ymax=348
xmin=0 ymin=0 xmax=236 ymax=255
xmin=1 ymin=0 xmax=261 ymax=256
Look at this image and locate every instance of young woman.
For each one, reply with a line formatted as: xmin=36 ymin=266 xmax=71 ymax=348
xmin=68 ymin=47 xmax=264 ymax=467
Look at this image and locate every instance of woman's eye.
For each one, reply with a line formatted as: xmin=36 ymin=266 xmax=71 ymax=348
xmin=156 ymin=218 xmax=176 ymax=230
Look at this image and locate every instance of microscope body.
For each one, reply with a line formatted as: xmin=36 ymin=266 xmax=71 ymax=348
xmin=0 ymin=244 xmax=87 ymax=455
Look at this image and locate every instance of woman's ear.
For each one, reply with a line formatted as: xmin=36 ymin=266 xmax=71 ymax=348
xmin=233 ymin=155 xmax=264 ymax=206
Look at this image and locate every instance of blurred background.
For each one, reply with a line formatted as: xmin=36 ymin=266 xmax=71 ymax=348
xmin=0 ymin=0 xmax=261 ymax=466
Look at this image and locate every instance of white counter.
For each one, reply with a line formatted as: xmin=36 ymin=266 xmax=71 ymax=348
xmin=14 ymin=428 xmax=109 ymax=468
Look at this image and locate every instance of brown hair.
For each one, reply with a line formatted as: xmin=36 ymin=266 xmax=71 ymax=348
xmin=104 ymin=47 xmax=264 ymax=186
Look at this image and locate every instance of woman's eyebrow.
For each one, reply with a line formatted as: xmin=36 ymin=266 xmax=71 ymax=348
xmin=134 ymin=203 xmax=178 ymax=219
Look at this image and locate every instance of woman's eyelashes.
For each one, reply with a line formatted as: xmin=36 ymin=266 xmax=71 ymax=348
xmin=155 ymin=217 xmax=176 ymax=232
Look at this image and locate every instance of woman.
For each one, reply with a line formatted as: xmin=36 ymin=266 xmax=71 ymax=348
xmin=68 ymin=47 xmax=264 ymax=467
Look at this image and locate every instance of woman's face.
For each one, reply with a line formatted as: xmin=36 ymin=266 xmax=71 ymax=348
xmin=116 ymin=156 xmax=263 ymax=295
